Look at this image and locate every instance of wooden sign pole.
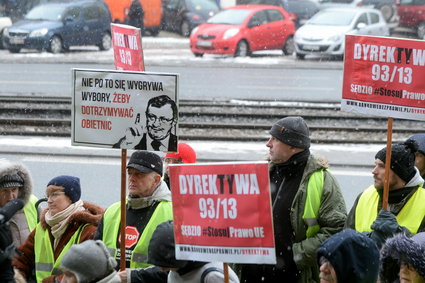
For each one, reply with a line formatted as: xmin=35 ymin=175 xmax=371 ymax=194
xmin=382 ymin=118 xmax=393 ymax=210
xmin=120 ymin=149 xmax=127 ymax=270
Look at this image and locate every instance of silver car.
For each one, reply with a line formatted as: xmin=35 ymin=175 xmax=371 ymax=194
xmin=294 ymin=7 xmax=389 ymax=59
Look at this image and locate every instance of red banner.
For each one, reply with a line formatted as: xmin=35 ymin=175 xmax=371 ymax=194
xmin=111 ymin=23 xmax=144 ymax=71
xmin=169 ymin=162 xmax=276 ymax=264
xmin=342 ymin=35 xmax=425 ymax=121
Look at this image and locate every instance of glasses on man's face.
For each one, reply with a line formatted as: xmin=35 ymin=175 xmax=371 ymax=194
xmin=45 ymin=191 xmax=65 ymax=200
xmin=147 ymin=113 xmax=173 ymax=124
xmin=163 ymin=157 xmax=183 ymax=164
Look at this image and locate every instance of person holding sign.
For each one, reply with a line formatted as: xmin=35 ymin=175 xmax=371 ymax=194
xmin=239 ymin=116 xmax=347 ymax=283
xmin=407 ymin=134 xmax=425 ymax=180
xmin=345 ymin=140 xmax=425 ymax=247
xmin=94 ymin=151 xmax=173 ymax=281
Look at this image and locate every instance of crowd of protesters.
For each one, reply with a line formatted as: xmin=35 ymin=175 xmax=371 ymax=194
xmin=0 ymin=119 xmax=424 ymax=283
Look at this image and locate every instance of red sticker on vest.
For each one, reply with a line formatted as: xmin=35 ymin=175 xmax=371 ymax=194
xmin=124 ymin=226 xmax=140 ymax=248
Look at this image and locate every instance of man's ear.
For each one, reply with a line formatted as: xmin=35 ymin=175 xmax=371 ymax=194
xmin=154 ymin=173 xmax=162 ymax=185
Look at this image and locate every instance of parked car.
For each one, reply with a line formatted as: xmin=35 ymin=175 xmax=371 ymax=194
xmin=0 ymin=11 xmax=12 ymax=49
xmin=162 ymin=0 xmax=220 ymax=36
xmin=397 ymin=0 xmax=425 ymax=39
xmin=103 ymin=0 xmax=162 ymax=36
xmin=294 ymin=7 xmax=389 ymax=59
xmin=318 ymin=0 xmax=397 ymax=22
xmin=3 ymin=0 xmax=112 ymax=53
xmin=236 ymin=0 xmax=319 ymax=26
xmin=190 ymin=5 xmax=296 ymax=57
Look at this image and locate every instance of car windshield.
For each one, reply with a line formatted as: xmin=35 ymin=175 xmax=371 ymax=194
xmin=307 ymin=10 xmax=355 ymax=25
xmin=186 ymin=0 xmax=220 ymax=11
xmin=25 ymin=4 xmax=66 ymax=21
xmin=207 ymin=9 xmax=251 ymax=25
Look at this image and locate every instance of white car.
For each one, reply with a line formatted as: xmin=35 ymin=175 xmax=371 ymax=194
xmin=294 ymin=7 xmax=389 ymax=59
xmin=0 ymin=11 xmax=12 ymax=49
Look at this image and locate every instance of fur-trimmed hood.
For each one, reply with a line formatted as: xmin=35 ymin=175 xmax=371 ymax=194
xmin=39 ymin=201 xmax=104 ymax=230
xmin=0 ymin=159 xmax=33 ymax=206
xmin=380 ymin=232 xmax=425 ymax=282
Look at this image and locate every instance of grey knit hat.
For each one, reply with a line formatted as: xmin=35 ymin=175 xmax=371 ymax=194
xmin=0 ymin=173 xmax=24 ymax=188
xmin=269 ymin=116 xmax=310 ymax=149
xmin=60 ymin=240 xmax=117 ymax=283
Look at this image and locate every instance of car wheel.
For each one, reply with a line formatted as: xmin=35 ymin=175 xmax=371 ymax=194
xmin=49 ymin=36 xmax=63 ymax=54
xmin=98 ymin=32 xmax=112 ymax=51
xmin=417 ymin=22 xmax=425 ymax=39
xmin=282 ymin=36 xmax=295 ymax=56
xmin=234 ymin=40 xmax=250 ymax=57
xmin=0 ymin=29 xmax=5 ymax=49
xmin=8 ymin=47 xmax=21 ymax=53
xmin=379 ymin=4 xmax=394 ymax=22
xmin=180 ymin=20 xmax=191 ymax=37
xmin=296 ymin=53 xmax=305 ymax=60
xmin=193 ymin=52 xmax=203 ymax=57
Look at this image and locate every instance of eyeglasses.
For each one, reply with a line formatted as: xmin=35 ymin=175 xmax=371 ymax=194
xmin=45 ymin=191 xmax=65 ymax=200
xmin=147 ymin=113 xmax=174 ymax=124
xmin=163 ymin=157 xmax=183 ymax=164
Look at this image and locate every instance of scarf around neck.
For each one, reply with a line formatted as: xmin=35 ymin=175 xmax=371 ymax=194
xmin=44 ymin=200 xmax=85 ymax=249
xmin=127 ymin=180 xmax=172 ymax=209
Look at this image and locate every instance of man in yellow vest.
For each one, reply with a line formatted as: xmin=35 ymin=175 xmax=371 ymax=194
xmin=0 ymin=159 xmax=38 ymax=248
xmin=94 ymin=151 xmax=173 ymax=282
xmin=239 ymin=116 xmax=347 ymax=283
xmin=345 ymin=140 xmax=425 ymax=247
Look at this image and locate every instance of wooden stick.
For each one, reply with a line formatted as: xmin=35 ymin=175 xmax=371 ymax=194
xmin=120 ymin=149 xmax=127 ymax=270
xmin=382 ymin=118 xmax=393 ymax=210
xmin=223 ymin=263 xmax=229 ymax=283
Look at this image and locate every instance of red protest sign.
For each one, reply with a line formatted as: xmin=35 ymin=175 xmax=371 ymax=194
xmin=342 ymin=35 xmax=425 ymax=121
xmin=111 ymin=23 xmax=144 ymax=71
xmin=169 ymin=162 xmax=276 ymax=264
xmin=124 ymin=226 xmax=140 ymax=248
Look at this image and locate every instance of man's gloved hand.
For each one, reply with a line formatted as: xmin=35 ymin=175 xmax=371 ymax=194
xmin=368 ymin=209 xmax=410 ymax=249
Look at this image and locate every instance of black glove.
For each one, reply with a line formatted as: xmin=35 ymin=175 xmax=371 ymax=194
xmin=367 ymin=209 xmax=410 ymax=249
xmin=0 ymin=222 xmax=13 ymax=252
xmin=0 ymin=222 xmax=16 ymax=282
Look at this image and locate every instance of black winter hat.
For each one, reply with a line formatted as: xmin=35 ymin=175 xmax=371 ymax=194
xmin=380 ymin=233 xmax=425 ymax=283
xmin=269 ymin=116 xmax=310 ymax=149
xmin=127 ymin=151 xmax=163 ymax=176
xmin=0 ymin=173 xmax=24 ymax=189
xmin=317 ymin=229 xmax=380 ymax=283
xmin=408 ymin=133 xmax=425 ymax=155
xmin=147 ymin=220 xmax=188 ymax=268
xmin=47 ymin=175 xmax=81 ymax=203
xmin=375 ymin=139 xmax=418 ymax=183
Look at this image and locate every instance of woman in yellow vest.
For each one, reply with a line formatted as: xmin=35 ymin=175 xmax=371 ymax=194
xmin=13 ymin=175 xmax=104 ymax=283
xmin=0 ymin=159 xmax=38 ymax=247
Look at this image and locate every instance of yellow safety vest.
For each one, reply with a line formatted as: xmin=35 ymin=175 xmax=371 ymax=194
xmin=302 ymin=170 xmax=325 ymax=238
xmin=23 ymin=194 xmax=38 ymax=232
xmin=102 ymin=201 xmax=173 ymax=268
xmin=34 ymin=223 xmax=87 ymax=282
xmin=355 ymin=185 xmax=425 ymax=234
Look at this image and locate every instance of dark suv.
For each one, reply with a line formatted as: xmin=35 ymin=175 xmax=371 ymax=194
xmin=3 ymin=0 xmax=112 ymax=53
xmin=397 ymin=0 xmax=425 ymax=38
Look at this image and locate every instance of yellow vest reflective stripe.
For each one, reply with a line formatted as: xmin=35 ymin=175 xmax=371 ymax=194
xmin=103 ymin=201 xmax=173 ymax=268
xmin=302 ymin=170 xmax=325 ymax=238
xmin=355 ymin=185 xmax=425 ymax=234
xmin=34 ymin=223 xmax=87 ymax=282
xmin=23 ymin=194 xmax=38 ymax=232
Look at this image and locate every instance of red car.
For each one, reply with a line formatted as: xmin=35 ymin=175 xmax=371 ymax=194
xmin=397 ymin=0 xmax=425 ymax=39
xmin=189 ymin=5 xmax=296 ymax=57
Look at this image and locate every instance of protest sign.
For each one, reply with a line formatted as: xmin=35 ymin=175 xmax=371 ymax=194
xmin=111 ymin=23 xmax=144 ymax=71
xmin=71 ymin=69 xmax=179 ymax=150
xmin=170 ymin=161 xmax=276 ymax=264
xmin=342 ymin=35 xmax=425 ymax=121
